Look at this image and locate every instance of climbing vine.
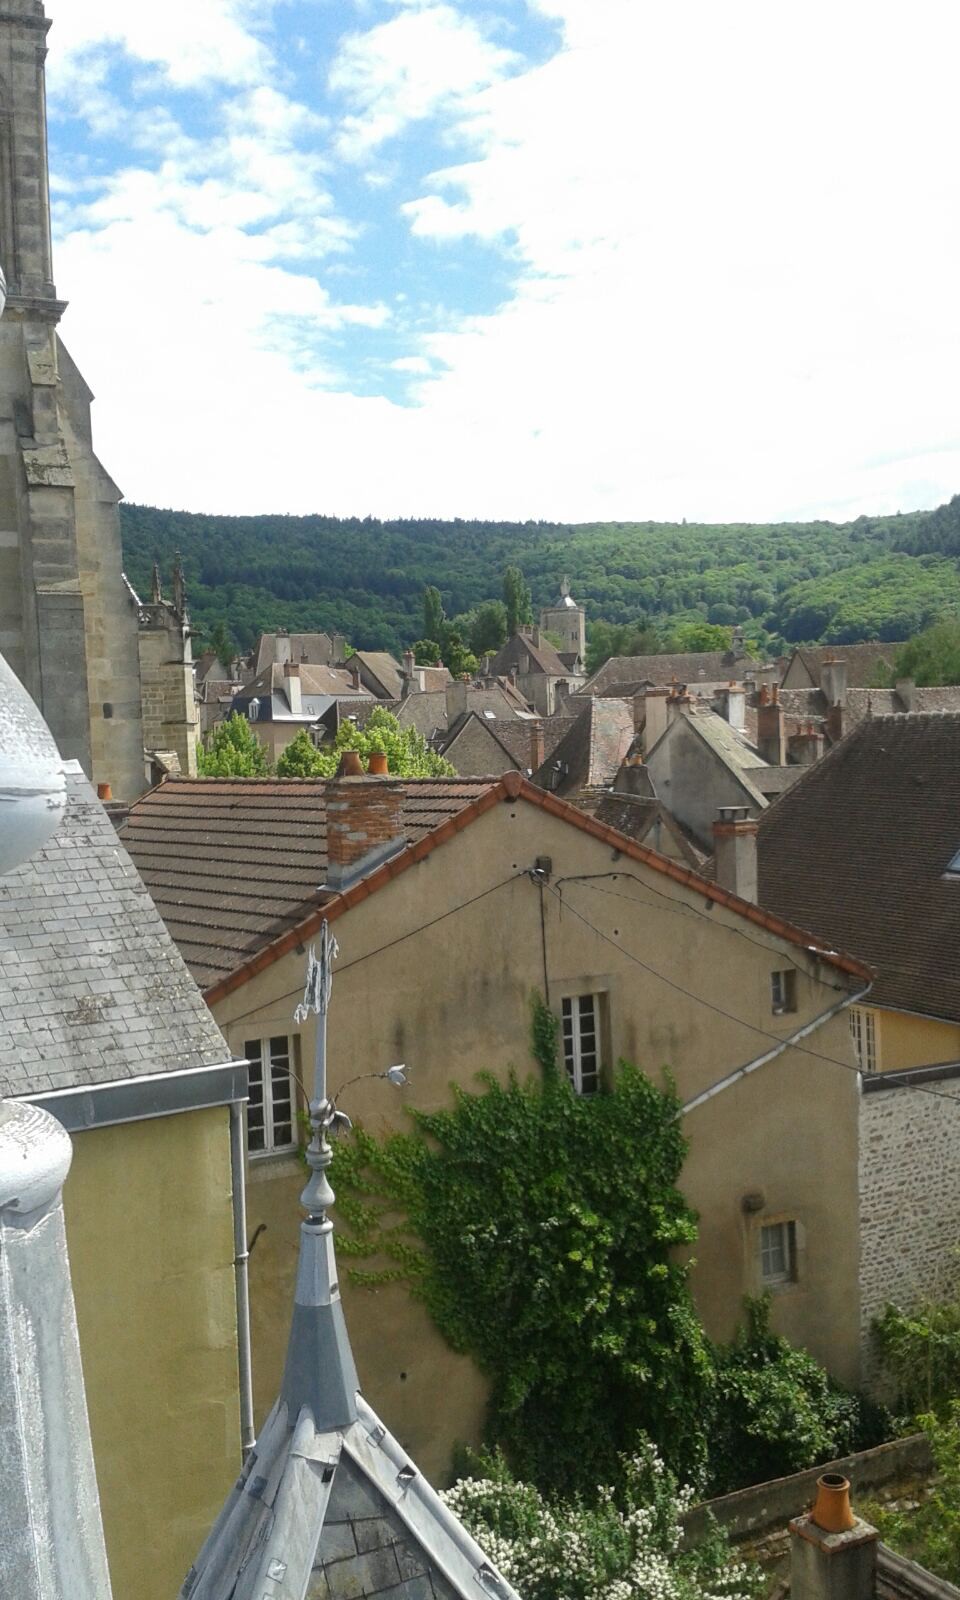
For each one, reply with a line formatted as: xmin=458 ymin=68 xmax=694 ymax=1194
xmin=330 ymin=998 xmax=713 ymax=1497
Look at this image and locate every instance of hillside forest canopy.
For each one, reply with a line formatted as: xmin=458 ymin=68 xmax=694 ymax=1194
xmin=120 ymin=494 xmax=960 ymax=661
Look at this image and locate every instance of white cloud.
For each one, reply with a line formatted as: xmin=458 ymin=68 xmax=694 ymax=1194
xmin=47 ymin=0 xmax=960 ymax=524
xmin=329 ymin=5 xmax=517 ymax=157
xmin=48 ymin=0 xmax=272 ymax=91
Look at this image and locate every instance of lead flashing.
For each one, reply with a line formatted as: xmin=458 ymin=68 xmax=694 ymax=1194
xmin=20 ymin=1059 xmax=248 ymax=1132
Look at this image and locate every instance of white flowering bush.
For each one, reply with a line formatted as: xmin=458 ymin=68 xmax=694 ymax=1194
xmin=442 ymin=1440 xmax=761 ymax=1600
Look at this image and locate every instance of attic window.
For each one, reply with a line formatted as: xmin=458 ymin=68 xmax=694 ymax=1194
xmin=483 ymin=710 xmax=495 ymax=719
xmin=771 ymin=969 xmax=797 ymax=1015
xmin=946 ymin=848 xmax=960 ymax=879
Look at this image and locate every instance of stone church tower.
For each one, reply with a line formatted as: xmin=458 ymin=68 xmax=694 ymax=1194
xmin=540 ymin=576 xmax=586 ymax=668
xmin=0 ymin=0 xmax=196 ymax=798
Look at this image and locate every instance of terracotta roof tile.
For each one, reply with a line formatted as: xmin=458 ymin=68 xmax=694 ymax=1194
xmin=120 ymin=777 xmax=498 ymax=988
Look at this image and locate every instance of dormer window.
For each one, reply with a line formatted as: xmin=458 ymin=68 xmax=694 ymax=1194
xmin=247 ymin=697 xmax=260 ymax=722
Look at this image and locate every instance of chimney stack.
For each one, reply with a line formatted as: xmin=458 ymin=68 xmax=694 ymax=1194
xmin=789 ymin=723 xmax=825 ymax=765
xmin=895 ymin=678 xmax=916 ymax=713
xmin=712 ymin=806 xmax=758 ymax=902
xmin=642 ymin=687 xmax=670 ymax=752
xmin=666 ymin=685 xmax=692 ymax=726
xmin=445 ymin=679 xmax=468 ymax=725
xmin=790 ymin=1475 xmax=878 ymax=1600
xmin=325 ymin=775 xmax=406 ymax=892
xmin=402 ymin=649 xmax=418 ymax=698
xmin=757 ymin=683 xmax=786 ymax=765
xmin=276 ymin=630 xmax=291 ymax=666
xmin=283 ymin=660 xmax=302 ymax=715
xmin=348 ymin=656 xmax=361 ymax=690
xmin=530 ymin=721 xmax=545 ymax=773
xmin=820 ymin=659 xmax=848 ymax=709
xmin=722 ymin=682 xmax=746 ymax=733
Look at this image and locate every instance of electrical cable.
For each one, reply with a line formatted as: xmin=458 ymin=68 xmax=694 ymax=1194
xmin=221 ymin=870 xmax=524 ymax=1029
xmin=543 ymin=879 xmax=960 ymax=1113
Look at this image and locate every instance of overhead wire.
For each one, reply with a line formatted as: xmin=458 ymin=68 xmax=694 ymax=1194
xmin=543 ymin=878 xmax=960 ymax=1113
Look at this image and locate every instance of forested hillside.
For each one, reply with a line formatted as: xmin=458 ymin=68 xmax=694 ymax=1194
xmin=120 ymin=496 xmax=960 ymax=655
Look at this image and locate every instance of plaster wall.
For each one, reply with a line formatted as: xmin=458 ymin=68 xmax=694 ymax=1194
xmin=859 ymin=1077 xmax=960 ymax=1388
xmin=874 ymin=1008 xmax=960 ymax=1072
xmin=214 ymin=797 xmax=863 ymax=1477
xmin=647 ymin=717 xmax=764 ymax=848
xmin=63 ymin=1107 xmax=240 ymax=1600
xmin=443 ymin=717 xmax=520 ymax=777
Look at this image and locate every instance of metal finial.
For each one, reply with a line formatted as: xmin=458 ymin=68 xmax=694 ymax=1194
xmin=294 ymin=923 xmax=343 ymax=1221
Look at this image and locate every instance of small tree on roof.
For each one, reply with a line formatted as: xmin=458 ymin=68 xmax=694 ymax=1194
xmin=198 ymin=712 xmax=272 ymax=776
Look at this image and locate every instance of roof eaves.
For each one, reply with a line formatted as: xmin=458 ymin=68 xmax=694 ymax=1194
xmin=202 ymin=769 xmax=871 ymax=1004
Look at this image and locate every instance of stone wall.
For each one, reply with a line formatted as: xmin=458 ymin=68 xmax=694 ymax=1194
xmin=859 ymin=1071 xmax=960 ymax=1384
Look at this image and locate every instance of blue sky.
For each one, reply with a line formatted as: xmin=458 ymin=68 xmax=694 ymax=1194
xmin=46 ymin=0 xmax=960 ymax=523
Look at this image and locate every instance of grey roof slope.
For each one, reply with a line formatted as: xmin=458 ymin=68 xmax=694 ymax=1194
xmin=679 ymin=710 xmax=770 ymax=807
xmin=0 ymin=765 xmax=231 ymax=1097
xmin=533 ymin=698 xmax=635 ymax=797
xmin=758 ymin=713 xmax=960 ymax=1022
xmin=582 ymin=647 xmax=756 ymax=696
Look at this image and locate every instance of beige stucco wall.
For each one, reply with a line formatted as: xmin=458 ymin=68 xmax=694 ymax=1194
xmin=873 ymin=1007 xmax=960 ymax=1072
xmin=64 ymin=1108 xmax=240 ymax=1600
xmin=215 ymin=797 xmax=863 ymax=1477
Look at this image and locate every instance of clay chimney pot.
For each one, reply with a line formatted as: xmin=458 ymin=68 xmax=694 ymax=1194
xmin=811 ymin=1475 xmax=856 ymax=1534
xmin=97 ymin=782 xmax=112 ymax=803
xmin=367 ymin=752 xmax=389 ymax=776
xmin=337 ymin=750 xmax=365 ymax=778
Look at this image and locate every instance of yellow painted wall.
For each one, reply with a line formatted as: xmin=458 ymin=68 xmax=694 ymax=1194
xmin=875 ymin=1008 xmax=960 ymax=1072
xmin=64 ymin=1108 xmax=241 ymax=1600
xmin=217 ymin=798 xmax=863 ymax=1477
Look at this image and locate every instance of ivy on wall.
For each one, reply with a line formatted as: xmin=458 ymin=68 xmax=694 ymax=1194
xmin=331 ymin=998 xmax=713 ymax=1496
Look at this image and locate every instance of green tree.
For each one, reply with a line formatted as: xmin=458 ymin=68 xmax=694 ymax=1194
xmin=444 ymin=631 xmax=479 ymax=680
xmin=870 ymin=1407 xmax=960 ymax=1583
xmin=332 ymin=1044 xmax=713 ymax=1496
xmin=308 ymin=708 xmax=455 ymax=778
xmin=205 ymin=618 xmax=235 ymax=666
xmin=503 ymin=566 xmax=533 ymax=636
xmin=198 ymin=712 xmax=272 ymax=776
xmin=423 ymin=585 xmax=446 ymax=649
xmin=585 ymin=620 xmax=661 ymax=675
xmin=469 ymin=600 xmax=508 ymax=656
xmin=890 ymin=619 xmax=960 ymax=686
xmin=410 ymin=638 xmax=442 ymax=666
xmin=663 ymin=621 xmax=734 ymax=653
xmin=275 ymin=730 xmax=326 ymax=777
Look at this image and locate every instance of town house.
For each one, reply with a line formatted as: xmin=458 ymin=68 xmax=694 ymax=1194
xmin=122 ymin=770 xmax=870 ymax=1481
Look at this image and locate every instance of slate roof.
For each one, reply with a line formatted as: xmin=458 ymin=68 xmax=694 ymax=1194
xmin=781 ymin=642 xmax=904 ymax=689
xmin=119 ymin=777 xmax=499 ymax=990
xmin=0 ymin=765 xmax=231 ymax=1097
xmin=779 ymin=685 xmax=960 ymax=739
xmin=397 ymin=684 xmax=533 ymax=741
xmin=758 ymin=713 xmax=960 ymax=1021
xmin=578 ymin=791 xmax=707 ymax=868
xmin=253 ymin=632 xmax=340 ymax=673
xmin=582 ymin=648 xmax=756 ymax=696
xmin=488 ymin=631 xmax=571 ymax=678
xmin=233 ymin=664 xmax=371 ymax=721
xmin=353 ymin=651 xmax=405 ymax=699
xmin=532 ymin=698 xmax=636 ymax=797
xmin=682 ymin=710 xmax=770 ymax=807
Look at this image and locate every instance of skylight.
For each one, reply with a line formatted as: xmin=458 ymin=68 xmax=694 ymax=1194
xmin=946 ymin=848 xmax=960 ymax=878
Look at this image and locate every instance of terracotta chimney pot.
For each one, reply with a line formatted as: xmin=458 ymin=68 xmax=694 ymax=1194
xmin=367 ymin=752 xmax=389 ymax=776
xmin=337 ymin=750 xmax=365 ymax=778
xmin=97 ymin=782 xmax=112 ymax=802
xmin=811 ymin=1474 xmax=856 ymax=1534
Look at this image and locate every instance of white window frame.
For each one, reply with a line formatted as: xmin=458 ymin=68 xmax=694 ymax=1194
xmin=244 ymin=1034 xmax=298 ymax=1157
xmin=849 ymin=1006 xmax=878 ymax=1072
xmin=760 ymin=1219 xmax=797 ymax=1287
xmin=770 ymin=968 xmax=797 ymax=1015
xmin=561 ymin=994 xmax=602 ymax=1095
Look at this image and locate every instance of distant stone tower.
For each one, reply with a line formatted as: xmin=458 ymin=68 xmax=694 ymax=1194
xmin=133 ymin=555 xmax=199 ymax=780
xmin=0 ymin=2 xmax=193 ymax=797
xmin=540 ymin=576 xmax=586 ymax=667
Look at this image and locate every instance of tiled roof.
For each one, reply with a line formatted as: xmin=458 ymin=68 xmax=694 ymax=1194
xmin=253 ymin=632 xmax=339 ymax=673
xmin=119 ymin=777 xmax=499 ymax=989
xmin=353 ymin=651 xmax=404 ymax=699
xmin=533 ymin=698 xmax=635 ymax=797
xmin=489 ymin=632 xmax=571 ymax=678
xmin=782 ymin=642 xmax=904 ymax=689
xmin=0 ymin=766 xmax=231 ymax=1097
xmin=758 ymin=713 xmax=960 ymax=1021
xmin=582 ymin=648 xmax=756 ymax=695
xmin=397 ymin=683 xmax=532 ymax=740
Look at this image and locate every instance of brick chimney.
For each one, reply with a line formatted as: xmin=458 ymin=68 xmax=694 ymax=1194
xmin=790 ymin=1475 xmax=878 ymax=1600
xmin=530 ymin=721 xmax=545 ymax=772
xmin=757 ymin=684 xmax=786 ymax=764
xmin=325 ymin=776 xmax=407 ymax=892
xmin=666 ymin=685 xmax=692 ymax=726
xmin=283 ymin=661 xmax=302 ymax=715
xmin=712 ymin=806 xmax=758 ymax=902
xmin=642 ymin=687 xmax=670 ymax=753
xmin=348 ymin=656 xmax=361 ymax=690
xmin=401 ymin=649 xmax=418 ymax=698
xmin=789 ymin=723 xmax=825 ymax=764
xmin=820 ymin=659 xmax=848 ymax=708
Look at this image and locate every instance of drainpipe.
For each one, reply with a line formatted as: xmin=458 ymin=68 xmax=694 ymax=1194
xmin=680 ymin=980 xmax=873 ymax=1117
xmin=229 ymin=1099 xmax=256 ymax=1457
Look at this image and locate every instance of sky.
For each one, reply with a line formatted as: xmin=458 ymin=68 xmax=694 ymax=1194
xmin=47 ymin=0 xmax=960 ymax=524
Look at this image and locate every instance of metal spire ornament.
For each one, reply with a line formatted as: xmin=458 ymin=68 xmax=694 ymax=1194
xmin=293 ymin=921 xmax=349 ymax=1221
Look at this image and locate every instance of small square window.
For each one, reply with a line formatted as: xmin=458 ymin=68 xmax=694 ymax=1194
xmin=771 ymin=969 xmax=797 ymax=1015
xmin=760 ymin=1220 xmax=797 ymax=1286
